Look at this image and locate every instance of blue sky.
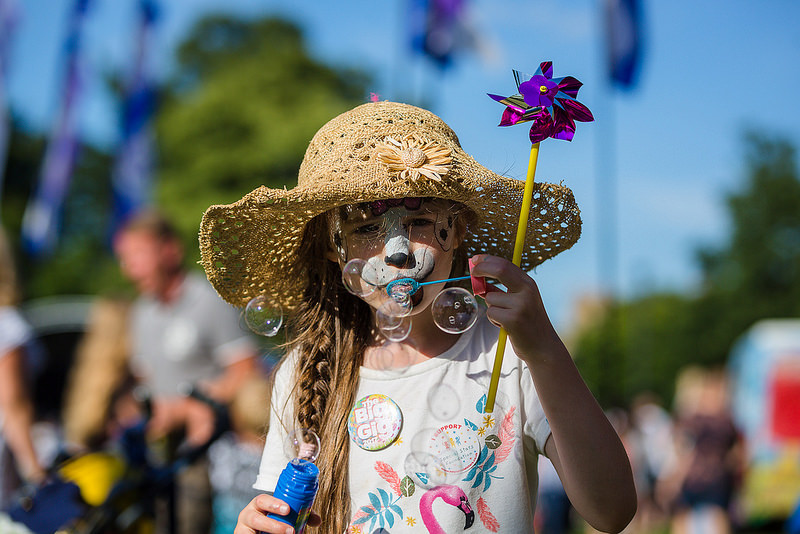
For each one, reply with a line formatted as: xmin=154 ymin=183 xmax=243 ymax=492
xmin=5 ymin=0 xmax=800 ymax=329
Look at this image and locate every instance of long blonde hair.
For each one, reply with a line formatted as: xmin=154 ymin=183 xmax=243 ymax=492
xmin=279 ymin=203 xmax=472 ymax=533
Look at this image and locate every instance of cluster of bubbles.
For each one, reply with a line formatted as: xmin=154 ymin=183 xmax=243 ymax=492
xmin=241 ymin=257 xmax=480 ymax=343
xmin=342 ymin=258 xmax=480 ymax=340
xmin=404 ymin=378 xmax=511 ymax=490
xmin=241 ymin=260 xmax=506 ymax=495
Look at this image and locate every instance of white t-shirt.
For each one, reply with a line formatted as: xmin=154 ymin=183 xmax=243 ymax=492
xmin=255 ymin=315 xmax=551 ymax=533
xmin=0 ymin=306 xmax=31 ymax=357
xmin=130 ymin=272 xmax=256 ymax=395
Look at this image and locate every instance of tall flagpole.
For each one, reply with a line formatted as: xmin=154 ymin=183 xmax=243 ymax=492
xmin=111 ymin=0 xmax=159 ymax=233
xmin=21 ymin=0 xmax=92 ymax=256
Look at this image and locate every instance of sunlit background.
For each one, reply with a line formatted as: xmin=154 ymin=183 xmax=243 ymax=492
xmin=2 ymin=0 xmax=800 ymax=531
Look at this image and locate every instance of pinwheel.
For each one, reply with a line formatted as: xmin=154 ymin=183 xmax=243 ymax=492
xmin=484 ymin=62 xmax=593 ymax=413
xmin=488 ymin=61 xmax=594 ymax=143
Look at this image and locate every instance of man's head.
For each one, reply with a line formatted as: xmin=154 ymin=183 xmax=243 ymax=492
xmin=113 ymin=210 xmax=184 ymax=299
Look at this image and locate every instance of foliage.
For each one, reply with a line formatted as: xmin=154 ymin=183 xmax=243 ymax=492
xmin=574 ymin=133 xmax=800 ymax=408
xmin=154 ymin=16 xmax=370 ymax=262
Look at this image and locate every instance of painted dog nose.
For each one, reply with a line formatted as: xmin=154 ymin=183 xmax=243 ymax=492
xmin=385 ymin=252 xmax=411 ymax=267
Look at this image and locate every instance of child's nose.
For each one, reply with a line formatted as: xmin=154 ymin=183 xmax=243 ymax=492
xmin=385 ymin=251 xmax=411 ymax=267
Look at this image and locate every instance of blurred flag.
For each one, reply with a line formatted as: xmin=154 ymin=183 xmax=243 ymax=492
xmin=111 ymin=0 xmax=159 ymax=233
xmin=21 ymin=0 xmax=91 ymax=256
xmin=409 ymin=0 xmax=472 ymax=69
xmin=0 ymin=0 xmax=19 ymax=214
xmin=604 ymin=0 xmax=643 ymax=89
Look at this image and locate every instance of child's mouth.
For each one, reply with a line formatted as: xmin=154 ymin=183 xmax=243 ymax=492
xmin=411 ymin=287 xmax=424 ymax=306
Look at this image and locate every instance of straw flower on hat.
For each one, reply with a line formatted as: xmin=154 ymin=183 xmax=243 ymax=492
xmin=199 ymin=101 xmax=581 ymax=310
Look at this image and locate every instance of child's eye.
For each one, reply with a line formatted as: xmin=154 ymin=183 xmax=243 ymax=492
xmin=354 ymin=223 xmax=380 ymax=235
xmin=406 ymin=218 xmax=434 ymax=228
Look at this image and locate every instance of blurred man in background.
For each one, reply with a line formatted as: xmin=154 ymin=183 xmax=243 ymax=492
xmin=114 ymin=210 xmax=259 ymax=534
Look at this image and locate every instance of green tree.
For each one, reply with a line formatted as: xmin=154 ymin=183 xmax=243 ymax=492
xmin=573 ymin=133 xmax=800 ymax=407
xmin=154 ymin=16 xmax=370 ymax=258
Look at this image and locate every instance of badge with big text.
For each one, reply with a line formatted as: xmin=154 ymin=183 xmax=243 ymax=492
xmin=348 ymin=394 xmax=403 ymax=451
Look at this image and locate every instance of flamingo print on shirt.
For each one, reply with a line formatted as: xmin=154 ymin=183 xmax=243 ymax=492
xmin=419 ymin=485 xmax=475 ymax=533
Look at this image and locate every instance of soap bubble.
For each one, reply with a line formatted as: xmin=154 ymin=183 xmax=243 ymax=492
xmin=404 ymin=452 xmax=449 ymax=489
xmin=405 ymin=427 xmax=466 ymax=488
xmin=431 ymin=287 xmax=478 ymax=334
xmin=427 ymin=382 xmax=460 ymax=421
xmin=284 ymin=427 xmax=320 ymax=463
xmin=376 ymin=300 xmax=412 ymax=342
xmin=378 ymin=297 xmax=412 ymax=319
xmin=244 ymin=296 xmax=283 ymax=336
xmin=382 ymin=316 xmax=411 ymax=342
xmin=342 ymin=259 xmax=377 ymax=297
xmin=369 ymin=339 xmax=417 ymax=375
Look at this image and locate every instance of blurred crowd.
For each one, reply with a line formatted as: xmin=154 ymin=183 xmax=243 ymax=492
xmin=1 ymin=213 xmax=272 ymax=534
xmin=536 ymin=367 xmax=747 ymax=534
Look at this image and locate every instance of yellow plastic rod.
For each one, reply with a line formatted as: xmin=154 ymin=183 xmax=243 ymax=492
xmin=485 ymin=142 xmax=540 ymax=413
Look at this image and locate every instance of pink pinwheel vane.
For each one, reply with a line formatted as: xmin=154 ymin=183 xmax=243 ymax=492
xmin=488 ymin=61 xmax=594 ymax=143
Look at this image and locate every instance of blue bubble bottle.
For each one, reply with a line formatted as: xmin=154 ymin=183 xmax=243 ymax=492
xmin=267 ymin=458 xmax=319 ymax=532
xmin=265 ymin=428 xmax=321 ymax=533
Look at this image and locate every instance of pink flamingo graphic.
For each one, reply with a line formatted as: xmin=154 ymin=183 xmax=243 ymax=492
xmin=419 ymin=485 xmax=475 ymax=533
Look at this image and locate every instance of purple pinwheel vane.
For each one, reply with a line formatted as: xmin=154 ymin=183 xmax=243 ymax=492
xmin=488 ymin=61 xmax=594 ymax=143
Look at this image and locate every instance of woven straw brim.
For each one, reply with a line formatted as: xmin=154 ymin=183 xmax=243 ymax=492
xmin=199 ymin=102 xmax=581 ymax=309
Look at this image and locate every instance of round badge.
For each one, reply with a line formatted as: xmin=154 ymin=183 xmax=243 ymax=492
xmin=429 ymin=423 xmax=481 ymax=473
xmin=348 ymin=394 xmax=403 ymax=451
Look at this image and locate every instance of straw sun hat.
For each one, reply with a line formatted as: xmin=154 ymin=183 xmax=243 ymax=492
xmin=199 ymin=101 xmax=581 ymax=310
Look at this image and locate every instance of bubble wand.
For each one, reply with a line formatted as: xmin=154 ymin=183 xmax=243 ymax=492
xmin=484 ymin=62 xmax=593 ymax=412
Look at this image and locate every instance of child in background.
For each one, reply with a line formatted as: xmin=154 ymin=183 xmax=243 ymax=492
xmin=208 ymin=375 xmax=270 ymax=534
xmin=199 ymin=101 xmax=637 ymax=533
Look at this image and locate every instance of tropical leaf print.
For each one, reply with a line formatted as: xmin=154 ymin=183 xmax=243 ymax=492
xmin=463 ymin=404 xmax=520 ymax=493
xmin=477 ymin=497 xmax=500 ymax=532
xmin=352 ymin=488 xmax=404 ymax=532
xmin=476 ymin=394 xmax=487 ymax=413
xmin=375 ymin=461 xmax=401 ymax=495
xmin=400 ymin=476 xmax=416 ymax=497
xmin=464 ymin=448 xmax=500 ymax=491
xmin=484 ymin=435 xmax=501 ymax=449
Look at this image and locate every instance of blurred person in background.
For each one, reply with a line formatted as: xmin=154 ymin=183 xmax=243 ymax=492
xmin=208 ymin=374 xmax=270 ymax=534
xmin=61 ymin=297 xmax=134 ymax=451
xmin=0 ymin=226 xmax=45 ymax=508
xmin=535 ymin=453 xmax=573 ymax=534
xmin=628 ymin=392 xmax=675 ymax=533
xmin=113 ymin=210 xmax=259 ymax=534
xmin=658 ymin=367 xmax=744 ymax=534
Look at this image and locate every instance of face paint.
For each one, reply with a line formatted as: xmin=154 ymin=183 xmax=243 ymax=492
xmin=434 ymin=212 xmax=455 ymax=252
xmin=333 ymin=199 xmax=460 ymax=301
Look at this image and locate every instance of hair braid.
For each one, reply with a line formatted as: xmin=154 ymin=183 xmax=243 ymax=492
xmin=284 ymin=215 xmax=371 ymax=534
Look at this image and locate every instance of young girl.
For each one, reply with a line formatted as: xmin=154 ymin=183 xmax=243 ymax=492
xmin=199 ymin=101 xmax=636 ymax=533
